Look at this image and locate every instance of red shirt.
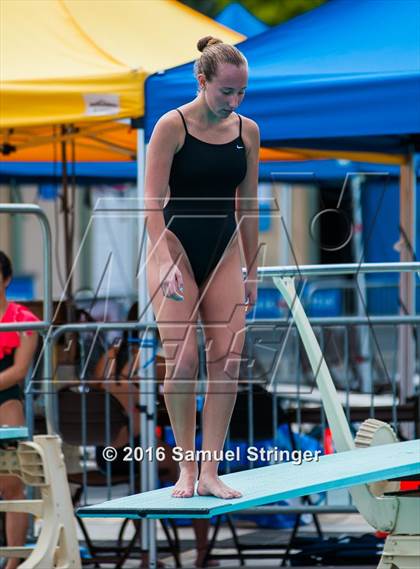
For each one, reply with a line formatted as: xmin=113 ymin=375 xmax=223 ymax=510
xmin=0 ymin=302 xmax=39 ymax=360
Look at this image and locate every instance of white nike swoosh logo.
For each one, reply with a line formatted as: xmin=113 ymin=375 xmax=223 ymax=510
xmin=236 ymin=145 xmax=244 ymax=149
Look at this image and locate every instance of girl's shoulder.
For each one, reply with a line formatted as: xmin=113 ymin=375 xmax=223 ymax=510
xmin=238 ymin=114 xmax=259 ymax=135
xmin=0 ymin=303 xmax=39 ymax=359
xmin=237 ymin=114 xmax=260 ymax=155
xmin=2 ymin=302 xmax=40 ymax=324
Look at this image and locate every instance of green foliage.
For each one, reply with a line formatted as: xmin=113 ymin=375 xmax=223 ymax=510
xmin=181 ymin=0 xmax=328 ymax=26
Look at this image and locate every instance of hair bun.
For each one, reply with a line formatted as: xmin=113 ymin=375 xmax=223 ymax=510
xmin=197 ymin=36 xmax=223 ymax=52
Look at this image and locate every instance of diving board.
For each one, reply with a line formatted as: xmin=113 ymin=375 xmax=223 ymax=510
xmin=77 ymin=439 xmax=420 ymax=520
xmin=77 ymin=276 xmax=420 ymax=568
xmin=0 ymin=426 xmax=29 ymax=443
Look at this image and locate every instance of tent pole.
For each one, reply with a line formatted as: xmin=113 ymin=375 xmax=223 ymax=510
xmin=398 ymin=151 xmax=416 ymax=438
xmin=350 ymin=175 xmax=372 ymax=393
xmin=137 ymin=126 xmax=158 ymax=568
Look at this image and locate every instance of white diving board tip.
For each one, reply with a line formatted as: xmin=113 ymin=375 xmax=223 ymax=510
xmin=0 ymin=426 xmax=29 ymax=442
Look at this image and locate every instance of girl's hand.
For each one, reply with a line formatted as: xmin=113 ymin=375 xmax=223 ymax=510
xmin=244 ymin=279 xmax=257 ymax=312
xmin=159 ymin=261 xmax=184 ymax=301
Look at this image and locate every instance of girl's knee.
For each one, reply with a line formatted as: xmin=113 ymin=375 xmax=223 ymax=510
xmin=206 ymin=349 xmax=242 ymax=378
xmin=205 ymin=326 xmax=246 ymax=364
xmin=166 ymin=351 xmax=199 ymax=381
xmin=223 ymin=355 xmax=242 ymax=379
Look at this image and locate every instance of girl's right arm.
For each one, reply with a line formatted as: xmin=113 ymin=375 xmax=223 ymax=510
xmin=145 ymin=112 xmax=184 ymax=299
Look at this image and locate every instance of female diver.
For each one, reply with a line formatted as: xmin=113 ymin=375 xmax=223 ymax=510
xmin=146 ymin=36 xmax=259 ymax=500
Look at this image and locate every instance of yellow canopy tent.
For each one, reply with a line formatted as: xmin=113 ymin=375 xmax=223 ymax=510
xmin=0 ymin=0 xmax=248 ymax=161
xmin=0 ymin=0 xmax=244 ymax=128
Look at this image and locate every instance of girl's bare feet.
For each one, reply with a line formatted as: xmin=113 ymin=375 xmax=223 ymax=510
xmin=197 ymin=475 xmax=242 ymax=499
xmin=140 ymin=553 xmax=166 ymax=568
xmin=171 ymin=463 xmax=198 ymax=498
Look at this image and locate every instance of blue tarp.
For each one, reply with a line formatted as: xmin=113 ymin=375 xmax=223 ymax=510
xmin=145 ymin=0 xmax=420 ymax=152
xmin=362 ymin=178 xmax=420 ymax=314
xmin=0 ymin=162 xmax=137 ymax=184
xmin=2 ymin=160 xmax=417 ymax=185
xmin=215 ymin=2 xmax=268 ymax=37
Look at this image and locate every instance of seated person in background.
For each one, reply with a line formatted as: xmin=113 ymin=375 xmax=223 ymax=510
xmin=94 ymin=302 xmax=216 ymax=568
xmin=0 ymin=251 xmax=39 ymax=569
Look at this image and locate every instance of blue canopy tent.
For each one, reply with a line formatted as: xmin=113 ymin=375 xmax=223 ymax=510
xmin=215 ymin=2 xmax=268 ymax=37
xmin=145 ymin=0 xmax=420 ymax=154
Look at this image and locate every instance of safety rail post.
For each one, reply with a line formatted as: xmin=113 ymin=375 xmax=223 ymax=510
xmin=0 ymin=204 xmax=54 ymax=433
xmin=136 ymin=123 xmax=158 ymax=568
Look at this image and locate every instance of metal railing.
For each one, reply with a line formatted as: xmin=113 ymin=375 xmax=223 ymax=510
xmin=1 ymin=203 xmax=419 ymax=558
xmin=256 ymin=262 xmax=420 ymax=277
xmin=0 ymin=204 xmax=55 ymax=432
xmin=38 ymin=316 xmax=417 ymax=517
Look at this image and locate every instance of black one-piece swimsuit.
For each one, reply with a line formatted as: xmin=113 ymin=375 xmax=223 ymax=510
xmin=163 ymin=109 xmax=247 ymax=287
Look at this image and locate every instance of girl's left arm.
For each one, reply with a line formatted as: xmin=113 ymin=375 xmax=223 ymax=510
xmin=236 ymin=118 xmax=260 ymax=307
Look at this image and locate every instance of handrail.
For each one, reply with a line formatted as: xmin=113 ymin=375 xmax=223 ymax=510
xmin=0 ymin=204 xmax=52 ymax=323
xmin=0 ymin=204 xmax=54 ymax=433
xmin=256 ymin=262 xmax=420 ymax=278
xmin=2 ymin=315 xmax=420 ymax=333
xmin=50 ymin=322 xmax=158 ymax=338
